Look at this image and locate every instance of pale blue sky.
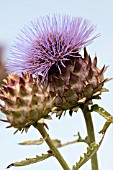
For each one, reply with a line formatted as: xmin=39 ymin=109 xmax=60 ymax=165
xmin=0 ymin=0 xmax=113 ymax=170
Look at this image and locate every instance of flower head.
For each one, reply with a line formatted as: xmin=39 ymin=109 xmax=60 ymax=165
xmin=0 ymin=72 xmax=54 ymax=131
xmin=7 ymin=15 xmax=98 ymax=79
xmin=49 ymin=48 xmax=109 ymax=118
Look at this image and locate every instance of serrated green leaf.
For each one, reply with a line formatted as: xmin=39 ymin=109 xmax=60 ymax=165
xmin=72 ymin=136 xmax=104 ymax=170
xmin=19 ymin=138 xmax=44 ymax=145
xmin=91 ymin=104 xmax=111 ymax=119
xmin=91 ymin=104 xmax=113 ymax=134
xmin=7 ymin=153 xmax=52 ymax=168
xmin=99 ymin=121 xmax=111 ymax=134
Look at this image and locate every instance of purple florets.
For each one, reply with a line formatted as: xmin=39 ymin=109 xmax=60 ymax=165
xmin=7 ymin=15 xmax=98 ymax=78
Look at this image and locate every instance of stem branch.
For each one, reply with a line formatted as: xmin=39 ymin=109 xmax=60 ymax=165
xmin=34 ymin=123 xmax=70 ymax=170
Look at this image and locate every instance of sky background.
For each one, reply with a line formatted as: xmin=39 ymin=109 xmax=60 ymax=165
xmin=0 ymin=0 xmax=113 ymax=170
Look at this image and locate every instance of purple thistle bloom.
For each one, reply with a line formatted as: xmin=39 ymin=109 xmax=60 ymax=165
xmin=7 ymin=15 xmax=98 ymax=79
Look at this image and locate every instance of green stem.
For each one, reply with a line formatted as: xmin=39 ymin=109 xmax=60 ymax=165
xmin=34 ymin=123 xmax=70 ymax=170
xmin=81 ymin=105 xmax=99 ymax=170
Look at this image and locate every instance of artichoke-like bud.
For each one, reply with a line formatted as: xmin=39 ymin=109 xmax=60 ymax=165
xmin=0 ymin=73 xmax=53 ymax=131
xmin=47 ymin=48 xmax=109 ymax=117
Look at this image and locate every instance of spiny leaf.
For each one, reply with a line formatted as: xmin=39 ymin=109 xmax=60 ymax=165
xmin=72 ymin=135 xmax=104 ymax=170
xmin=7 ymin=153 xmax=52 ymax=168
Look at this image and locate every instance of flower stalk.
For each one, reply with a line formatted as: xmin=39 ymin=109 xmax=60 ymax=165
xmin=34 ymin=123 xmax=70 ymax=170
xmin=81 ymin=104 xmax=98 ymax=170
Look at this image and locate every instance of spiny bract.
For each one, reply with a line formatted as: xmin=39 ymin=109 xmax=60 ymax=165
xmin=0 ymin=73 xmax=53 ymax=131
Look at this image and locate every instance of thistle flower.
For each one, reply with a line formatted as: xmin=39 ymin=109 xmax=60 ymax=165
xmin=4 ymin=15 xmax=109 ymax=120
xmin=6 ymin=15 xmax=98 ymax=79
xmin=0 ymin=73 xmax=53 ymax=131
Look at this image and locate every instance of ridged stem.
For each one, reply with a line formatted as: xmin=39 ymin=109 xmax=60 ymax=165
xmin=34 ymin=123 xmax=70 ymax=170
xmin=81 ymin=104 xmax=99 ymax=170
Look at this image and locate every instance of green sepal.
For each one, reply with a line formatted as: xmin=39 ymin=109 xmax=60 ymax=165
xmin=32 ymin=83 xmax=39 ymax=93
xmin=61 ymin=102 xmax=72 ymax=110
xmin=16 ymin=97 xmax=25 ymax=107
xmin=64 ymin=89 xmax=78 ymax=105
xmin=29 ymin=110 xmax=38 ymax=120
xmin=0 ymin=96 xmax=14 ymax=106
xmin=31 ymin=94 xmax=38 ymax=105
xmin=84 ymin=84 xmax=93 ymax=99
xmin=54 ymin=96 xmax=62 ymax=106
xmin=19 ymin=85 xmax=28 ymax=96
xmin=0 ymin=108 xmax=10 ymax=115
xmin=11 ymin=111 xmax=21 ymax=118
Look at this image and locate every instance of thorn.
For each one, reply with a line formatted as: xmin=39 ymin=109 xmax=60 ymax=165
xmin=84 ymin=47 xmax=89 ymax=59
xmin=101 ymin=88 xmax=109 ymax=92
xmin=6 ymin=125 xmax=12 ymax=128
xmin=78 ymin=97 xmax=86 ymax=103
xmin=0 ymin=89 xmax=4 ymax=95
xmin=25 ymin=127 xmax=29 ymax=133
xmin=93 ymin=91 xmax=101 ymax=96
xmin=6 ymin=163 xmax=14 ymax=169
xmin=103 ymin=78 xmax=112 ymax=83
xmin=93 ymin=56 xmax=97 ymax=66
xmin=21 ymin=128 xmax=24 ymax=134
xmin=29 ymin=73 xmax=33 ymax=82
xmin=0 ymin=119 xmax=9 ymax=123
xmin=0 ymin=97 xmax=14 ymax=106
xmin=44 ymin=123 xmax=49 ymax=130
xmin=87 ymin=55 xmax=91 ymax=67
xmin=38 ymin=118 xmax=44 ymax=124
xmin=100 ymin=65 xmax=109 ymax=74
xmin=2 ymin=79 xmax=7 ymax=85
xmin=69 ymin=109 xmax=73 ymax=116
xmin=8 ymin=78 xmax=15 ymax=86
xmin=2 ymin=86 xmax=8 ymax=93
xmin=19 ymin=77 xmax=25 ymax=85
xmin=7 ymin=87 xmax=15 ymax=96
